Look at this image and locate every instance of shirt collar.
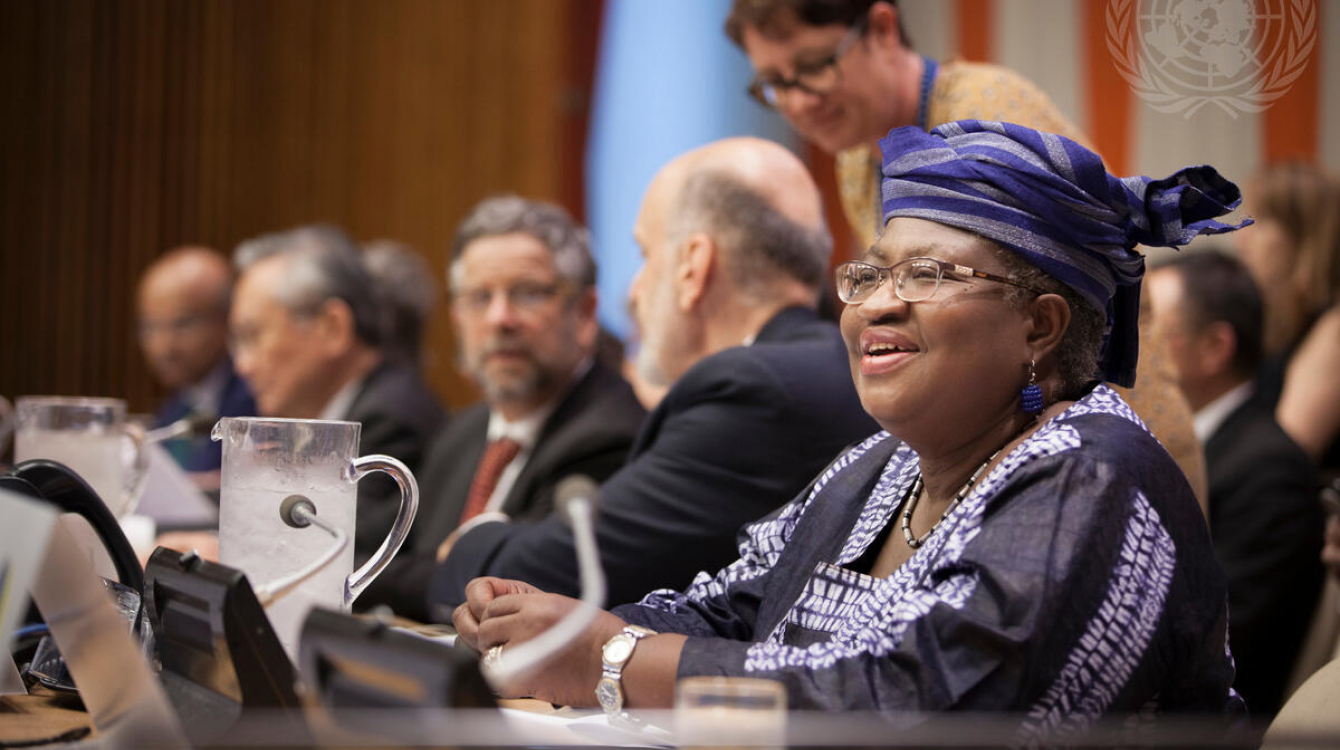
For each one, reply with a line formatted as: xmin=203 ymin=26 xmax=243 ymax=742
xmin=483 ymin=356 xmax=593 ymax=450
xmin=318 ymin=374 xmax=367 ymax=422
xmin=1193 ymin=381 xmax=1254 ymax=443
xmin=178 ymin=360 xmax=232 ymax=417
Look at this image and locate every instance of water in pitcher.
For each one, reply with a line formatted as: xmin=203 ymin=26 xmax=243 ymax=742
xmin=218 ymin=470 xmax=356 ymax=656
xmin=16 ymin=429 xmax=127 ymax=515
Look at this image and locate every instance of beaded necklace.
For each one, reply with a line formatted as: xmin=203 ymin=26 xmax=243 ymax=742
xmin=900 ymin=448 xmax=1000 ymax=549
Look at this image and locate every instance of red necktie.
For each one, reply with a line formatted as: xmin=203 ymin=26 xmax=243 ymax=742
xmin=459 ymin=438 xmax=523 ymax=524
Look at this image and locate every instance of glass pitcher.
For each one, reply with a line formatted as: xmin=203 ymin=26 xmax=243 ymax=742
xmin=213 ymin=417 xmax=418 ymax=656
xmin=14 ymin=396 xmax=149 ymax=517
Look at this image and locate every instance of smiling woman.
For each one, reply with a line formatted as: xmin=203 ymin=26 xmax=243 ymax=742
xmin=452 ymin=120 xmax=1255 ymax=740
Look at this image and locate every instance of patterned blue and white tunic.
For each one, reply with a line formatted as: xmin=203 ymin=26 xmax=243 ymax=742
xmin=614 ymin=386 xmax=1241 ymax=734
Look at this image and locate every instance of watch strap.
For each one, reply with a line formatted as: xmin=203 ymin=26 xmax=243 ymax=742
xmin=596 ymin=625 xmax=656 ymax=715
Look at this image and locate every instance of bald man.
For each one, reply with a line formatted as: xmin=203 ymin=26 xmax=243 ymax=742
xmin=137 ymin=246 xmax=256 ymax=471
xmin=427 ymin=137 xmax=879 ymax=613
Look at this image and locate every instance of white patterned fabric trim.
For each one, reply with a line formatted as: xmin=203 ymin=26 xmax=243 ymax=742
xmin=835 ymin=443 xmax=920 ymax=565
xmin=743 ymin=386 xmax=1130 ymax=674
xmin=789 ymin=562 xmax=881 ymax=634
xmin=1062 ymin=384 xmax=1150 ymax=437
xmin=1017 ymin=491 xmax=1176 ymax=744
xmin=636 ymin=432 xmax=893 ymax=615
xmin=752 ymin=568 xmax=978 ymax=671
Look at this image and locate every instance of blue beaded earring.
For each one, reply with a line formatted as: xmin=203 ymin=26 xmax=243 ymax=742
xmin=1021 ymin=358 xmax=1044 ymax=414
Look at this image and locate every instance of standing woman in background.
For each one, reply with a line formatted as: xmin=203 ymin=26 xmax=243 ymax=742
xmin=1237 ymin=162 xmax=1340 ymax=471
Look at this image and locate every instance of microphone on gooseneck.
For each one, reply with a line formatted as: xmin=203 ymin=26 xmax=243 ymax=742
xmin=483 ymin=475 xmax=606 ymax=687
xmin=250 ymin=494 xmax=349 ymax=607
xmin=146 ymin=410 xmax=218 ymax=444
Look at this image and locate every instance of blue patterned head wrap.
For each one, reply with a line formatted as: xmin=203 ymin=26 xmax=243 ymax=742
xmin=879 ymin=120 xmax=1250 ymax=387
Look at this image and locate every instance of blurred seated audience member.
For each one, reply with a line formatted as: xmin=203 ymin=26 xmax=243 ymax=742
xmin=1236 ymin=162 xmax=1340 ymax=473
xmin=454 ymin=121 xmax=1247 ymax=727
xmin=426 ymin=137 xmax=879 ymax=615
xmin=1325 ymin=509 xmax=1340 ymax=582
xmin=1147 ymin=250 xmax=1323 ymax=718
xmin=231 ymin=224 xmax=446 ymax=558
xmin=727 ymin=0 xmax=1209 ymax=510
xmin=359 ymin=197 xmax=647 ymax=620
xmin=363 ymin=239 xmax=441 ymax=368
xmin=137 ymin=245 xmax=257 ymax=471
xmin=0 ymin=395 xmax=13 ymax=467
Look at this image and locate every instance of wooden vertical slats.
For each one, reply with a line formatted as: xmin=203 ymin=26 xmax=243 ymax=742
xmin=1 ymin=0 xmax=602 ymax=412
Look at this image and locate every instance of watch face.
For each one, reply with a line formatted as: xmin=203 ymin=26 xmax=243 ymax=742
xmin=596 ymin=677 xmax=623 ymax=711
xmin=602 ymin=635 xmax=635 ymax=665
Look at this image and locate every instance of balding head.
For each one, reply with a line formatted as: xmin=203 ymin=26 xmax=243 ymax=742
xmin=137 ymin=246 xmax=235 ymax=390
xmin=630 ymin=137 xmax=832 ymax=387
xmin=656 ymin=137 xmax=830 ymax=298
xmin=674 ymin=137 xmax=825 ymax=228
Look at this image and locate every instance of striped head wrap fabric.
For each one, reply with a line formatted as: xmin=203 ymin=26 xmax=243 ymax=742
xmin=878 ymin=120 xmax=1250 ymax=387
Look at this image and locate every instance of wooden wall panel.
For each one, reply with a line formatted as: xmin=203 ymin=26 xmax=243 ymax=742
xmin=0 ymin=0 xmax=600 ymax=414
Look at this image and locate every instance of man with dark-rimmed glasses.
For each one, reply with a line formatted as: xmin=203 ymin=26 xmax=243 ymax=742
xmin=356 ymin=196 xmax=647 ymax=621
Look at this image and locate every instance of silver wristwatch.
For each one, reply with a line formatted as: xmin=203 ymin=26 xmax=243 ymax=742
xmin=595 ymin=624 xmax=656 ymax=715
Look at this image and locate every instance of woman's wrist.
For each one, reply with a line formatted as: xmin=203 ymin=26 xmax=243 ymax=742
xmin=619 ymin=633 xmax=689 ymax=709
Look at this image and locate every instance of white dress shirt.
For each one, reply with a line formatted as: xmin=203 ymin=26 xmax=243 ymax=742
xmin=1192 ymin=381 xmax=1254 ymax=444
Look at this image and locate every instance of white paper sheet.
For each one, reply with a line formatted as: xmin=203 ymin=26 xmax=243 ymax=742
xmin=134 ymin=442 xmax=217 ymax=529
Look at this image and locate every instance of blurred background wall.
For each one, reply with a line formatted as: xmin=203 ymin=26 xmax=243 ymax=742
xmin=0 ymin=0 xmax=601 ymax=412
xmin=2 ymin=0 xmax=1335 ymax=413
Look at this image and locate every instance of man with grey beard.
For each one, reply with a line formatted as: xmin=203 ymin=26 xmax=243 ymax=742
xmin=358 ymin=197 xmax=646 ymax=620
xmin=423 ymin=138 xmax=878 ymax=617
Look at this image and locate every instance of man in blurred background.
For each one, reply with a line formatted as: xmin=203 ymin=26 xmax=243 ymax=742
xmin=1147 ymin=251 xmax=1324 ymax=718
xmin=230 ymin=224 xmax=446 ymax=558
xmin=363 ymin=239 xmax=441 ymax=369
xmin=137 ymin=245 xmax=256 ymax=472
xmin=425 ymin=136 xmax=879 ymax=617
xmin=359 ymin=197 xmax=646 ymax=620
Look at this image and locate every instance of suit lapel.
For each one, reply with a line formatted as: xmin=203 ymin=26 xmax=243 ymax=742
xmin=499 ymin=363 xmax=603 ymax=516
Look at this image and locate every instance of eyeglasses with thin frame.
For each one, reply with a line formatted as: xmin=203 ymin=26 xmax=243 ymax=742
xmin=747 ymin=23 xmax=864 ymax=109
xmin=834 ymin=257 xmax=1043 ymax=304
xmin=452 ymin=282 xmax=572 ymax=316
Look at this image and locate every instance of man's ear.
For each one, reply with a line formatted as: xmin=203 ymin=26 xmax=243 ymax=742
xmin=867 ymin=1 xmax=904 ymax=50
xmin=1197 ymin=320 xmax=1237 ymax=376
xmin=1026 ymin=293 xmax=1071 ymax=360
xmin=573 ymin=287 xmax=599 ymax=350
xmin=676 ymin=234 xmax=716 ymax=312
xmin=314 ymin=298 xmax=358 ymax=355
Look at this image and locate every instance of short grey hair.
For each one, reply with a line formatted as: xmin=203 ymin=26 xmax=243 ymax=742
xmin=364 ymin=239 xmax=441 ymax=365
xmin=234 ymin=223 xmax=385 ymax=347
xmin=670 ymin=169 xmax=831 ymax=296
xmin=992 ymin=245 xmax=1104 ymax=399
xmin=449 ymin=196 xmax=595 ymax=291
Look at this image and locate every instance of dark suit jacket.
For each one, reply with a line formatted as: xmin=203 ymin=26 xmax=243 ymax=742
xmin=358 ymin=360 xmax=646 ymax=619
xmin=427 ymin=306 xmax=881 ymax=615
xmin=346 ymin=362 xmax=447 ymax=560
xmin=153 ymin=360 xmax=257 ymax=472
xmin=1205 ymin=393 xmax=1324 ymax=718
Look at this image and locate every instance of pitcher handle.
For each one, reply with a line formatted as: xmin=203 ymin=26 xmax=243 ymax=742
xmin=344 ymin=454 xmax=419 ymax=605
xmin=119 ymin=422 xmax=150 ymax=517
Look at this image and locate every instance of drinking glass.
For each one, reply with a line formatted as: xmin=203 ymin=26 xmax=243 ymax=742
xmin=675 ymin=676 xmax=786 ymax=748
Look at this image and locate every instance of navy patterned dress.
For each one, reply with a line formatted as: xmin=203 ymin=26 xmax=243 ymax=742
xmin=614 ymin=386 xmax=1242 ymax=735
